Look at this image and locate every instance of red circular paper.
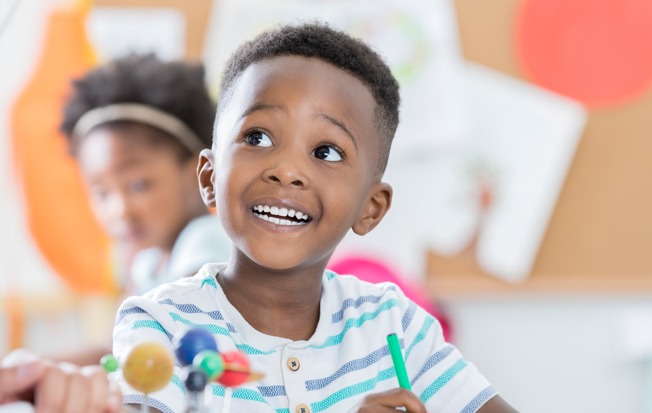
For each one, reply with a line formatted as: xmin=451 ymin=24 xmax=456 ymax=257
xmin=516 ymin=0 xmax=652 ymax=107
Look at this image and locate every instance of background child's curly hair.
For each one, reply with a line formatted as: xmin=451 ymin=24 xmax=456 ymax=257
xmin=218 ymin=22 xmax=401 ymax=173
xmin=60 ymin=53 xmax=216 ymax=159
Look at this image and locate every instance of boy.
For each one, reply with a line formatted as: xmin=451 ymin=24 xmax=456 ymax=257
xmin=113 ymin=23 xmax=517 ymax=413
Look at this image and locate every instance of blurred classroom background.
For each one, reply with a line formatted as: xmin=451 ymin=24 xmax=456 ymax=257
xmin=1 ymin=0 xmax=652 ymax=411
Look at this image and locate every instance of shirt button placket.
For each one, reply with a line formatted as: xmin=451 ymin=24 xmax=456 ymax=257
xmin=289 ymin=356 xmax=307 ymax=412
xmin=283 ymin=347 xmax=311 ymax=413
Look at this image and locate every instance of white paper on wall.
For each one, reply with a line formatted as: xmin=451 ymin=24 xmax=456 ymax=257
xmin=335 ymin=63 xmax=587 ymax=282
xmin=87 ymin=7 xmax=186 ymax=61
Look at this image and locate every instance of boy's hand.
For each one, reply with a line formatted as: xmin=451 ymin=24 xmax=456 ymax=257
xmin=349 ymin=388 xmax=427 ymax=413
xmin=0 ymin=349 xmax=123 ymax=412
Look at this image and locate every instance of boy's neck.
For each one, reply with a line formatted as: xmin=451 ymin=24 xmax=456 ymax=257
xmin=218 ymin=260 xmax=325 ymax=341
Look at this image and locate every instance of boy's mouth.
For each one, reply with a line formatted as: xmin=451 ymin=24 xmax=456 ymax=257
xmin=252 ymin=204 xmax=312 ymax=226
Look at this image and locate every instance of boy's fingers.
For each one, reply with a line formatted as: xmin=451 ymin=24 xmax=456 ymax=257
xmin=365 ymin=388 xmax=427 ymax=413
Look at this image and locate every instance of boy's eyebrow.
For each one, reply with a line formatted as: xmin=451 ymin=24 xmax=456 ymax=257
xmin=317 ymin=113 xmax=358 ymax=151
xmin=240 ymin=103 xmax=282 ymax=118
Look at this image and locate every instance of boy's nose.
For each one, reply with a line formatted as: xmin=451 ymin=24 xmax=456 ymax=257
xmin=263 ymin=161 xmax=307 ymax=188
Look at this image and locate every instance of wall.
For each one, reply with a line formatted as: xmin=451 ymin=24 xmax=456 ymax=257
xmin=445 ymin=296 xmax=650 ymax=412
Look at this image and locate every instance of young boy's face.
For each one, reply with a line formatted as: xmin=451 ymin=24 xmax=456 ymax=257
xmin=199 ymin=56 xmax=392 ymax=271
xmin=77 ymin=124 xmax=205 ymax=252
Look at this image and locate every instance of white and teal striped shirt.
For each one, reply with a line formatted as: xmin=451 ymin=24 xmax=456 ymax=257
xmin=113 ymin=263 xmax=496 ymax=413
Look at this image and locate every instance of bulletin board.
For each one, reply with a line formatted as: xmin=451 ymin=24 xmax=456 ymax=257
xmin=426 ymin=0 xmax=652 ymax=296
xmin=89 ymin=0 xmax=652 ymax=296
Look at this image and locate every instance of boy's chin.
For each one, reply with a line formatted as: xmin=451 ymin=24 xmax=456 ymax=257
xmin=253 ymin=257 xmax=307 ymax=273
xmin=247 ymin=252 xmax=328 ymax=274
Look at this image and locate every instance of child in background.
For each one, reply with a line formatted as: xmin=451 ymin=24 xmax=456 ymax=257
xmin=52 ymin=55 xmax=230 ymax=367
xmin=60 ymin=54 xmax=230 ymax=295
xmin=113 ymin=24 xmax=517 ymax=413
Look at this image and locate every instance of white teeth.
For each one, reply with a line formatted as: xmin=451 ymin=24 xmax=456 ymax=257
xmin=252 ymin=203 xmax=311 ymax=224
xmin=254 ymin=214 xmax=302 ymax=226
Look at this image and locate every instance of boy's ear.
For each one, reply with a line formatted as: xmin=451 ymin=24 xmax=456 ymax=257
xmin=197 ymin=149 xmax=217 ymax=208
xmin=352 ymin=182 xmax=392 ymax=236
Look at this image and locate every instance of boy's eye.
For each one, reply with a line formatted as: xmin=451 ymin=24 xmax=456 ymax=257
xmin=245 ymin=131 xmax=272 ymax=147
xmin=313 ymin=145 xmax=343 ymax=162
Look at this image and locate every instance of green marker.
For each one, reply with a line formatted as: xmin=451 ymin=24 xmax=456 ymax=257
xmin=387 ymin=333 xmax=411 ymax=390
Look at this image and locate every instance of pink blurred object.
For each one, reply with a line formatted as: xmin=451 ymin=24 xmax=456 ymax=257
xmin=328 ymin=255 xmax=451 ymax=341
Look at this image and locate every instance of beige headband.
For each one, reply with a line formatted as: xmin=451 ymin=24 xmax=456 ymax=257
xmin=71 ymin=103 xmax=206 ymax=153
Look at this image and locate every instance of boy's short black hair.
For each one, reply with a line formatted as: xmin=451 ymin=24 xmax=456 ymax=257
xmin=60 ymin=53 xmax=216 ymax=159
xmin=218 ymin=22 xmax=400 ymax=173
